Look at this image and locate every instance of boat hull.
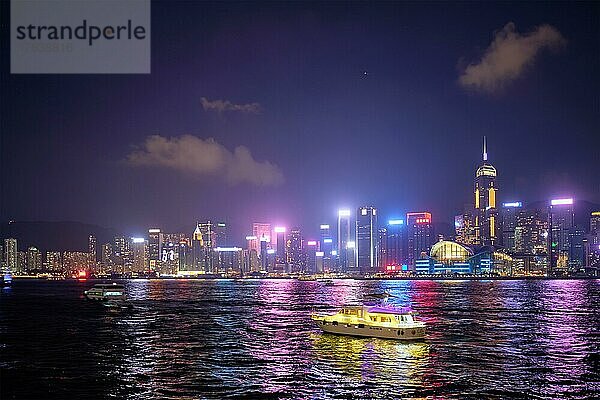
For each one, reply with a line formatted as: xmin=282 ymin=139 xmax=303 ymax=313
xmin=315 ymin=320 xmax=425 ymax=340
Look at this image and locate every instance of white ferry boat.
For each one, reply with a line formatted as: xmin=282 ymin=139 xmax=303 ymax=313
xmin=84 ymin=283 xmax=126 ymax=301
xmin=311 ymin=300 xmax=426 ymax=340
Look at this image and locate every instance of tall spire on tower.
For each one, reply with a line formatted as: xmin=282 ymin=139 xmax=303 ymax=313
xmin=483 ymin=136 xmax=488 ymax=162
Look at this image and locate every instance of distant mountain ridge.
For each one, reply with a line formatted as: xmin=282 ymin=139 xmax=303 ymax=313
xmin=0 ymin=221 xmax=117 ymax=253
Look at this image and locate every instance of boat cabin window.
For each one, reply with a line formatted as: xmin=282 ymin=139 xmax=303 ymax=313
xmin=380 ymin=316 xmax=391 ymax=323
xmin=340 ymin=308 xmax=358 ymax=315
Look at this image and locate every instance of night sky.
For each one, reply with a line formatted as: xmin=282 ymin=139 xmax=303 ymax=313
xmin=1 ymin=1 xmax=599 ymax=243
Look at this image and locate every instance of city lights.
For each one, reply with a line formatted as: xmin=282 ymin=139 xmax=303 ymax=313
xmin=551 ymin=198 xmax=574 ymax=206
xmin=388 ymin=219 xmax=404 ymax=225
xmin=274 ymin=227 xmax=286 ymax=233
xmin=306 ymin=240 xmax=317 ymax=246
xmin=346 ymin=241 xmax=355 ymax=249
xmin=132 ymin=237 xmax=145 ymax=243
xmin=320 ymin=224 xmax=330 ymax=229
xmin=338 ymin=209 xmax=351 ymax=217
xmin=502 ymin=202 xmax=523 ymax=208
xmin=323 ymin=238 xmax=333 ymax=243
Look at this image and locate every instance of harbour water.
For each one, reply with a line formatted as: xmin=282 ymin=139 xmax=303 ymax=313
xmin=1 ymin=279 xmax=599 ymax=399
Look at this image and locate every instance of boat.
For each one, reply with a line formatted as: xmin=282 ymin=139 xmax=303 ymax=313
xmin=317 ymin=278 xmax=334 ymax=286
xmin=311 ymin=297 xmax=426 ymax=340
xmin=84 ymin=283 xmax=126 ymax=301
xmin=2 ymin=271 xmax=12 ymax=287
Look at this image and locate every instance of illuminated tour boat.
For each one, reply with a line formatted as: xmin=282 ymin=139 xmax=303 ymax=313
xmin=84 ymin=283 xmax=126 ymax=301
xmin=311 ymin=298 xmax=426 ymax=340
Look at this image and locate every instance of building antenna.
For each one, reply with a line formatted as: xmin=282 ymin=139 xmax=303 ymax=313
xmin=483 ymin=136 xmax=488 ymax=162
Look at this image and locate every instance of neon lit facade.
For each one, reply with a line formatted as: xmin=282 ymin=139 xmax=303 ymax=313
xmin=474 ymin=137 xmax=499 ymax=246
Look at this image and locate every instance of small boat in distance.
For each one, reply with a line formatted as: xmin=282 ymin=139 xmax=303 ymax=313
xmin=311 ymin=295 xmax=426 ymax=340
xmin=2 ymin=271 xmax=12 ymax=287
xmin=317 ymin=278 xmax=334 ymax=286
xmin=84 ymin=283 xmax=126 ymax=301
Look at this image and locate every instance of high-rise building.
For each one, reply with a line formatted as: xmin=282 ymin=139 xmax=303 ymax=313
xmin=377 ymin=227 xmax=387 ymax=270
xmin=17 ymin=251 xmax=27 ymax=274
xmin=305 ymin=240 xmax=318 ymax=274
xmin=46 ymin=251 xmax=62 ymax=274
xmin=63 ymin=251 xmax=90 ymax=276
xmin=287 ymin=227 xmax=303 ymax=272
xmin=356 ymin=206 xmax=378 ymax=275
xmin=474 ymin=137 xmax=499 ymax=246
xmin=131 ymin=237 xmax=148 ymax=275
xmin=548 ymin=198 xmax=575 ymax=275
xmin=337 ymin=209 xmax=351 ymax=271
xmin=215 ymin=222 xmax=228 ymax=247
xmin=113 ymin=236 xmax=131 ymax=274
xmin=148 ymin=229 xmax=162 ymax=273
xmin=251 ymin=223 xmax=271 ymax=256
xmin=4 ymin=238 xmax=18 ymax=273
xmin=501 ymin=202 xmax=524 ymax=252
xmin=192 ymin=224 xmax=205 ymax=272
xmin=101 ymin=243 xmax=112 ymax=272
xmin=88 ymin=235 xmax=97 ymax=268
xmin=319 ymin=224 xmax=334 ymax=271
xmin=27 ymin=247 xmax=42 ymax=273
xmin=386 ymin=219 xmax=407 ymax=267
xmin=455 ymin=204 xmax=477 ymax=245
xmin=407 ymin=212 xmax=433 ymax=269
xmin=274 ymin=227 xmax=286 ymax=271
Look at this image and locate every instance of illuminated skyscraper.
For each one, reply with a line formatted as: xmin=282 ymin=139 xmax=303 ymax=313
xmin=407 ymin=212 xmax=433 ymax=269
xmin=548 ymin=198 xmax=575 ymax=275
xmin=386 ymin=219 xmax=407 ymax=267
xmin=377 ymin=227 xmax=387 ymax=269
xmin=251 ymin=223 xmax=271 ymax=256
xmin=27 ymin=246 xmax=42 ymax=273
xmin=192 ymin=224 xmax=204 ymax=271
xmin=501 ymin=202 xmax=523 ymax=252
xmin=131 ymin=237 xmax=148 ymax=275
xmin=455 ymin=204 xmax=477 ymax=245
xmin=287 ymin=227 xmax=303 ymax=272
xmin=148 ymin=228 xmax=162 ymax=272
xmin=337 ymin=209 xmax=351 ymax=271
xmin=88 ymin=235 xmax=97 ymax=268
xmin=274 ymin=227 xmax=286 ymax=271
xmin=305 ymin=240 xmax=318 ymax=274
xmin=101 ymin=243 xmax=112 ymax=272
xmin=46 ymin=251 xmax=62 ymax=274
xmin=4 ymin=238 xmax=17 ymax=273
xmin=474 ymin=137 xmax=499 ymax=246
xmin=319 ymin=224 xmax=334 ymax=270
xmin=215 ymin=222 xmax=228 ymax=247
xmin=356 ymin=206 xmax=378 ymax=275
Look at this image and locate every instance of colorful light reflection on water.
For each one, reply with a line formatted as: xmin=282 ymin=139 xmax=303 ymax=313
xmin=0 ymin=279 xmax=599 ymax=399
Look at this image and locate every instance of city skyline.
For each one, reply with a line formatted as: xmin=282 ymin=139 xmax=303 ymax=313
xmin=1 ymin=2 xmax=598 ymax=239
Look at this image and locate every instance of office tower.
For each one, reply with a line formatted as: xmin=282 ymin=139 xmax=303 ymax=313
xmin=274 ymin=227 xmax=286 ymax=271
xmin=387 ymin=219 xmax=407 ymax=267
xmin=0 ymin=243 xmax=3 ymax=268
xmin=192 ymin=224 xmax=204 ymax=271
xmin=407 ymin=212 xmax=433 ymax=269
xmin=27 ymin=247 xmax=42 ymax=273
xmin=251 ymin=223 xmax=271 ymax=256
xmin=548 ymin=198 xmax=575 ymax=275
xmin=305 ymin=240 xmax=318 ymax=274
xmin=101 ymin=243 xmax=112 ymax=272
xmin=356 ymin=207 xmax=378 ymax=275
xmin=260 ymin=237 xmax=269 ymax=271
xmin=568 ymin=226 xmax=585 ymax=270
xmin=455 ymin=204 xmax=477 ymax=245
xmin=46 ymin=252 xmax=62 ymax=274
xmin=4 ymin=238 xmax=17 ymax=273
xmin=17 ymin=251 xmax=27 ymax=274
xmin=215 ymin=222 xmax=228 ymax=247
xmin=319 ymin=224 xmax=334 ymax=271
xmin=148 ymin=229 xmax=162 ymax=272
xmin=287 ymin=227 xmax=303 ymax=272
xmin=501 ymin=202 xmax=524 ymax=252
xmin=88 ymin=235 xmax=97 ymax=268
xmin=474 ymin=137 xmax=499 ymax=246
xmin=591 ymin=211 xmax=600 ymax=245
xmin=378 ymin=227 xmax=387 ymax=269
xmin=113 ymin=236 xmax=131 ymax=274
xmin=131 ymin=237 xmax=148 ymax=275
xmin=337 ymin=209 xmax=351 ymax=271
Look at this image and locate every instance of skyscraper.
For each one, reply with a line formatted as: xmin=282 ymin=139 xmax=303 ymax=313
xmin=192 ymin=224 xmax=204 ymax=271
xmin=27 ymin=247 xmax=42 ymax=273
xmin=337 ymin=209 xmax=351 ymax=271
xmin=407 ymin=212 xmax=433 ymax=269
xmin=4 ymin=238 xmax=17 ymax=273
xmin=274 ymin=227 xmax=286 ymax=271
xmin=131 ymin=238 xmax=148 ymax=275
xmin=215 ymin=222 xmax=228 ymax=247
xmin=474 ymin=137 xmax=499 ymax=246
xmin=148 ymin=228 xmax=162 ymax=272
xmin=88 ymin=235 xmax=97 ymax=269
xmin=356 ymin=206 xmax=378 ymax=275
xmin=287 ymin=227 xmax=303 ymax=272
xmin=319 ymin=224 xmax=334 ymax=271
xmin=386 ymin=219 xmax=407 ymax=267
xmin=46 ymin=251 xmax=62 ymax=274
xmin=548 ymin=198 xmax=575 ymax=275
xmin=101 ymin=243 xmax=112 ymax=272
xmin=501 ymin=202 xmax=524 ymax=252
xmin=455 ymin=204 xmax=477 ymax=245
xmin=251 ymin=223 xmax=271 ymax=256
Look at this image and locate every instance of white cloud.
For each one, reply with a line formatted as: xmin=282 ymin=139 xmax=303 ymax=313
xmin=459 ymin=22 xmax=566 ymax=93
xmin=127 ymin=135 xmax=284 ymax=186
xmin=201 ymin=97 xmax=262 ymax=114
